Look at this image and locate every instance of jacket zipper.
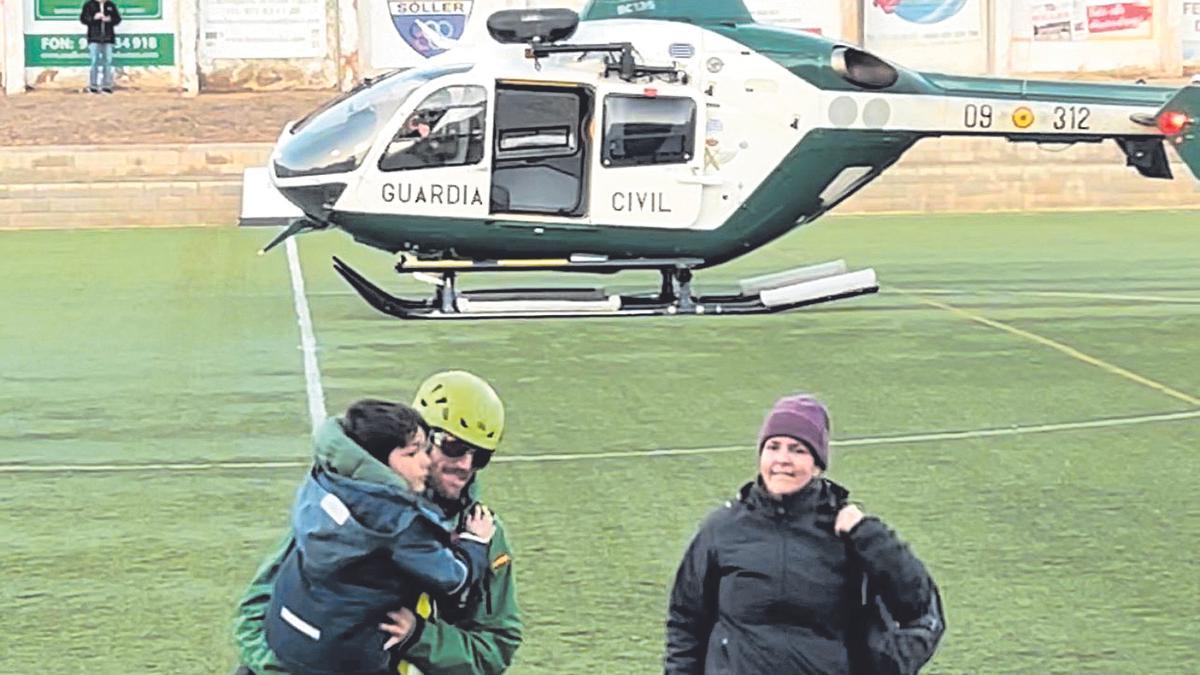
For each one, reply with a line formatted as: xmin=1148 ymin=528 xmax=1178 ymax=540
xmin=778 ymin=511 xmax=787 ymax=599
xmin=484 ymin=571 xmax=493 ymax=615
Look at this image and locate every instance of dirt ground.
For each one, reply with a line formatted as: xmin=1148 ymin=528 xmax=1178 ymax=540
xmin=0 ymin=90 xmax=335 ymax=146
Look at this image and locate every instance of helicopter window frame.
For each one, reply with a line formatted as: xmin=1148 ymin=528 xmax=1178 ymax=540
xmin=378 ymin=84 xmax=489 ymax=173
xmin=273 ymin=66 xmax=476 ymax=180
xmin=601 ymin=94 xmax=697 ymax=168
xmin=496 ymin=125 xmax=575 ymax=157
xmin=818 ymin=165 xmax=875 ymax=207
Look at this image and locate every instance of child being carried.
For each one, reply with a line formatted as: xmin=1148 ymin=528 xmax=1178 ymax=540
xmin=265 ymin=399 xmax=494 ymax=675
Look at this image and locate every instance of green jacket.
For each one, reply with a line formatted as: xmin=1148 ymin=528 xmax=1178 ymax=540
xmin=233 ymin=419 xmax=523 ymax=674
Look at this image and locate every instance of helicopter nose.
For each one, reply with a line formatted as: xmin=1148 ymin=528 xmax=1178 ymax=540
xmin=277 ymin=183 xmax=347 ymax=218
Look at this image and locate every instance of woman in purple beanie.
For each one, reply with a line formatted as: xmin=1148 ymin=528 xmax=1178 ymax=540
xmin=664 ymin=394 xmax=942 ymax=675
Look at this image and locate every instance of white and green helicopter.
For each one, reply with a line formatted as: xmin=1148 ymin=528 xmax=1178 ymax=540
xmin=253 ymin=0 xmax=1200 ymax=320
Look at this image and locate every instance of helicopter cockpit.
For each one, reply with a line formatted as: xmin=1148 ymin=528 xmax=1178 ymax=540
xmin=272 ymin=63 xmax=474 ymax=180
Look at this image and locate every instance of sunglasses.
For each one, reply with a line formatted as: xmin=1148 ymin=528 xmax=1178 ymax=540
xmin=430 ymin=429 xmax=493 ymax=469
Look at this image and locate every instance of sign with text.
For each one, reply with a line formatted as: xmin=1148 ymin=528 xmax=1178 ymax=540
xmin=35 ymin=0 xmax=162 ymax=21
xmin=367 ymin=0 xmax=524 ymax=68
xmin=866 ymin=0 xmax=983 ymax=43
xmin=201 ymin=0 xmax=328 ymax=59
xmin=1017 ymin=0 xmax=1151 ymax=42
xmin=1030 ymin=2 xmax=1077 ymax=40
xmin=864 ymin=0 xmax=988 ymax=74
xmin=1009 ymin=0 xmax=1159 ymax=72
xmin=742 ymin=0 xmax=843 ymax=38
xmin=24 ymin=33 xmax=175 ymax=66
xmin=1184 ymin=1 xmax=1200 ymax=61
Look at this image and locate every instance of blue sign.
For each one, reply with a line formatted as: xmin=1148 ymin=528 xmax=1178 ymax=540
xmin=389 ymin=0 xmax=474 ymax=58
xmin=875 ymin=0 xmax=967 ymax=25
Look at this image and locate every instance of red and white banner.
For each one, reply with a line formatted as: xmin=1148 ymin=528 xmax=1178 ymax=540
xmin=1085 ymin=2 xmax=1152 ymax=35
xmin=1008 ymin=0 xmax=1159 ymax=72
xmin=1016 ymin=0 xmax=1152 ymax=42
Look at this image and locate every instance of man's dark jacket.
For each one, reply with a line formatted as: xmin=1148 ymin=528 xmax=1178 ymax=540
xmin=79 ymin=1 xmax=121 ymax=44
xmin=665 ymin=477 xmax=933 ymax=674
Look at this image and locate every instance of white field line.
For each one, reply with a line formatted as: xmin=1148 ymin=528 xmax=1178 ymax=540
xmin=286 ymin=237 xmax=327 ymax=436
xmin=904 ymin=288 xmax=1200 ymax=305
xmin=2 ymin=409 xmax=1196 ymax=474
xmin=901 ymin=291 xmax=1200 ymax=408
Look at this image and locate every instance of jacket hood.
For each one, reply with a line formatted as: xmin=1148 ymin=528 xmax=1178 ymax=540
xmin=291 ymin=419 xmax=456 ymax=574
xmin=313 ymin=416 xmax=412 ymax=491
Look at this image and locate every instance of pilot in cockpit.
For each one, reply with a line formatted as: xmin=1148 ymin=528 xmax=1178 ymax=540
xmin=400 ymin=109 xmax=438 ymax=140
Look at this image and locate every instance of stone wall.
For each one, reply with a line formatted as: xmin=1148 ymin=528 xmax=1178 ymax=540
xmin=0 ymin=143 xmax=267 ymax=229
xmin=842 ymin=136 xmax=1199 ymax=214
xmin=0 ymin=138 xmax=1195 ymax=230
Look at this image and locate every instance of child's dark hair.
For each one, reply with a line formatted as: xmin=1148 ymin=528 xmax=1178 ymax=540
xmin=340 ymin=399 xmax=429 ymax=464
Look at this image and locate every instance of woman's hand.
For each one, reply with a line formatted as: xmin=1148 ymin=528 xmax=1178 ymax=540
xmin=834 ymin=504 xmax=865 ymax=535
xmin=464 ymin=503 xmax=495 ymax=542
xmin=380 ymin=608 xmax=416 ymax=650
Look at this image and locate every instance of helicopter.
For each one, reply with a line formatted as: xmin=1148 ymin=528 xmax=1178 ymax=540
xmin=250 ymin=0 xmax=1200 ymax=320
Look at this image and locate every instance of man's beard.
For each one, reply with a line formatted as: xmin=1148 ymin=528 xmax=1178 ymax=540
xmin=428 ymin=466 xmax=473 ymax=514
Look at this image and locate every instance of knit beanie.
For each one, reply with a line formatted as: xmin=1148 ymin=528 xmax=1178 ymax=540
xmin=757 ymin=395 xmax=831 ymax=469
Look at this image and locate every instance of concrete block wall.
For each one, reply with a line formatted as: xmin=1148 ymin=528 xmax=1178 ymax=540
xmin=0 ymin=138 xmax=1196 ymax=230
xmin=0 ymin=143 xmax=269 ymax=229
xmin=842 ymin=136 xmax=1199 ymax=214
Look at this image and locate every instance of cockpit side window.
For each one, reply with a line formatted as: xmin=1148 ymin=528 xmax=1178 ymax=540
xmin=273 ymin=65 xmax=472 ymax=179
xmin=602 ymin=95 xmax=696 ymax=168
xmin=379 ymin=85 xmax=487 ymax=172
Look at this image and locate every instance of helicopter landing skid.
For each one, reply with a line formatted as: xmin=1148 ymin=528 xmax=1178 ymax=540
xmin=331 ymin=256 xmax=878 ymax=320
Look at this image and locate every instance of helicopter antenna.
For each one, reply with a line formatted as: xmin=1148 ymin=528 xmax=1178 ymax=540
xmin=485 ymin=8 xmax=683 ymax=83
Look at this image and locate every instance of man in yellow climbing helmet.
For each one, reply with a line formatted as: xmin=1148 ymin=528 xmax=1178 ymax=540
xmin=233 ymin=370 xmax=522 ymax=675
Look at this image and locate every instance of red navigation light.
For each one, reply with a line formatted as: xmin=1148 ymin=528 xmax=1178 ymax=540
xmin=643 ymin=87 xmax=658 ymax=97
xmin=1157 ymin=110 xmax=1190 ymax=136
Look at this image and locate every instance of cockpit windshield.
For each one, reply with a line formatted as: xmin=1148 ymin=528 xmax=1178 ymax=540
xmin=273 ymin=64 xmax=473 ymax=179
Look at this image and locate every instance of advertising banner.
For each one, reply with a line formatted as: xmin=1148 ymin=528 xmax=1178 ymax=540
xmin=201 ymin=0 xmax=328 ymax=60
xmin=1015 ymin=0 xmax=1152 ymax=42
xmin=864 ymin=0 xmax=989 ymax=73
xmin=1009 ymin=0 xmax=1158 ymax=72
xmin=35 ymin=0 xmax=160 ymax=20
xmin=742 ymin=0 xmax=844 ymax=38
xmin=1183 ymin=1 xmax=1200 ymax=61
xmin=25 ymin=0 xmax=177 ymax=68
xmin=866 ymin=0 xmax=983 ymax=43
xmin=24 ymin=33 xmax=174 ymax=66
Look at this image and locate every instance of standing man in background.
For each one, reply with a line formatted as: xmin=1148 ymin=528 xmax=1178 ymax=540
xmin=79 ymin=0 xmax=121 ymax=93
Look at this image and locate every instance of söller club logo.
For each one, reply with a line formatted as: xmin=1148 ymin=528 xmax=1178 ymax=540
xmin=389 ymin=0 xmax=474 ymax=58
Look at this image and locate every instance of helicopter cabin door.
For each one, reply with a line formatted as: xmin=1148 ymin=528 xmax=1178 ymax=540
xmin=490 ymin=83 xmax=592 ymax=219
xmin=589 ymin=89 xmax=704 ymax=229
xmin=373 ymin=82 xmax=490 ymax=219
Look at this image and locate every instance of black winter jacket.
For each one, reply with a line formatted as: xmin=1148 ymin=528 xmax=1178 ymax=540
xmin=665 ymin=477 xmax=933 ymax=675
xmin=80 ymin=1 xmax=121 ymax=44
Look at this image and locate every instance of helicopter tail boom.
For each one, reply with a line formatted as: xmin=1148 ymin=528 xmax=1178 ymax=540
xmin=1155 ymin=85 xmax=1200 ymax=180
xmin=871 ymin=77 xmax=1200 ymax=181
